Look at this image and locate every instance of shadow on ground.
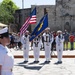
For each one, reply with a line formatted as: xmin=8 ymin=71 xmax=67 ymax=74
xmin=14 ymin=64 xmax=43 ymax=70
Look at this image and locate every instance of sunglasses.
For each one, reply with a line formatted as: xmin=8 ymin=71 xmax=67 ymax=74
xmin=4 ymin=35 xmax=9 ymax=38
xmin=0 ymin=32 xmax=9 ymax=38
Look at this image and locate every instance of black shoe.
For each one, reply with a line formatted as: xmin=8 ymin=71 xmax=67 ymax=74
xmin=34 ymin=61 xmax=37 ymax=63
xmin=58 ymin=61 xmax=62 ymax=64
xmin=36 ymin=61 xmax=39 ymax=63
xmin=23 ymin=61 xmax=28 ymax=63
xmin=45 ymin=61 xmax=50 ymax=63
xmin=55 ymin=61 xmax=62 ymax=64
xmin=47 ymin=61 xmax=50 ymax=63
xmin=34 ymin=61 xmax=39 ymax=63
xmin=44 ymin=61 xmax=47 ymax=63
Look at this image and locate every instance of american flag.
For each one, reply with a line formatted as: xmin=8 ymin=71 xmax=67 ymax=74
xmin=29 ymin=15 xmax=36 ymax=24
xmin=20 ymin=8 xmax=36 ymax=35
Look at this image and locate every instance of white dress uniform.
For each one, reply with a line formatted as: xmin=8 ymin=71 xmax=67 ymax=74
xmin=0 ymin=45 xmax=14 ymax=75
xmin=43 ymin=32 xmax=53 ymax=62
xmin=33 ymin=36 xmax=41 ymax=62
xmin=0 ymin=27 xmax=14 ymax=75
xmin=21 ymin=34 xmax=30 ymax=61
xmin=55 ymin=34 xmax=64 ymax=63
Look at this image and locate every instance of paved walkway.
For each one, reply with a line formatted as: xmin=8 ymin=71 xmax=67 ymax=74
xmin=13 ymin=58 xmax=75 ymax=75
xmin=10 ymin=48 xmax=75 ymax=75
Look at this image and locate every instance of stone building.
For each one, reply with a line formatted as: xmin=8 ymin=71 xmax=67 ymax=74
xmin=15 ymin=0 xmax=75 ymax=32
xmin=14 ymin=8 xmax=31 ymax=32
xmin=55 ymin=0 xmax=75 ymax=32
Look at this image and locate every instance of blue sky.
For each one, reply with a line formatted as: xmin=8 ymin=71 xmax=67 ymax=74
xmin=0 ymin=0 xmax=55 ymax=9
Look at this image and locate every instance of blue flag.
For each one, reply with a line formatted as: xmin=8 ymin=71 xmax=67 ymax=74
xmin=29 ymin=14 xmax=48 ymax=41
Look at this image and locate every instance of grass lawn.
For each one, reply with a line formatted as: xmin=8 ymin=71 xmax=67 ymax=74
xmin=64 ymin=42 xmax=75 ymax=50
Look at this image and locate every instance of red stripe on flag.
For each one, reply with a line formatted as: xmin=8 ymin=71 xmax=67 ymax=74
xmin=21 ymin=22 xmax=29 ymax=33
xmin=20 ymin=17 xmax=30 ymax=35
xmin=20 ymin=8 xmax=36 ymax=35
xmin=20 ymin=17 xmax=30 ymax=31
xmin=29 ymin=21 xmax=36 ymax=24
xmin=29 ymin=15 xmax=36 ymax=24
xmin=20 ymin=23 xmax=29 ymax=35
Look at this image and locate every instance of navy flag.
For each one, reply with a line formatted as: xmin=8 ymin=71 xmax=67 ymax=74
xmin=29 ymin=14 xmax=48 ymax=41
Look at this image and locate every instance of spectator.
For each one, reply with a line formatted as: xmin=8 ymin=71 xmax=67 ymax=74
xmin=63 ymin=30 xmax=69 ymax=50
xmin=17 ymin=32 xmax=22 ymax=50
xmin=51 ymin=31 xmax=57 ymax=51
xmin=9 ymin=33 xmax=15 ymax=48
xmin=69 ymin=32 xmax=75 ymax=50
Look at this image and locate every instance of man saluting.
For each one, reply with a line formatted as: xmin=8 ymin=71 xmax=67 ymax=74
xmin=55 ymin=30 xmax=64 ymax=64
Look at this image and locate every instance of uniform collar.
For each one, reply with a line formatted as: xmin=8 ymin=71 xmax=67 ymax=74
xmin=0 ymin=44 xmax=5 ymax=48
xmin=0 ymin=44 xmax=8 ymax=52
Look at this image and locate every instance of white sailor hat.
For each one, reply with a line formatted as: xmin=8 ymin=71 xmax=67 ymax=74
xmin=57 ymin=30 xmax=62 ymax=33
xmin=45 ymin=27 xmax=50 ymax=31
xmin=0 ymin=27 xmax=9 ymax=38
xmin=0 ymin=27 xmax=8 ymax=34
xmin=26 ymin=30 xmax=29 ymax=33
xmin=47 ymin=27 xmax=50 ymax=30
xmin=25 ymin=30 xmax=29 ymax=34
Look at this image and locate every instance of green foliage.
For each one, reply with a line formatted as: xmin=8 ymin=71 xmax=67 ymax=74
xmin=64 ymin=42 xmax=75 ymax=50
xmin=0 ymin=0 xmax=19 ymax=24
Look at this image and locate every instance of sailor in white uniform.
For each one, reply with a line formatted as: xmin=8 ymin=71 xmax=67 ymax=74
xmin=33 ymin=36 xmax=41 ymax=63
xmin=43 ymin=27 xmax=53 ymax=63
xmin=55 ymin=30 xmax=64 ymax=64
xmin=21 ymin=30 xmax=30 ymax=63
xmin=0 ymin=27 xmax=14 ymax=75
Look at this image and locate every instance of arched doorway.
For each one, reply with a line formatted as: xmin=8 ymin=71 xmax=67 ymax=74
xmin=64 ymin=22 xmax=71 ymax=32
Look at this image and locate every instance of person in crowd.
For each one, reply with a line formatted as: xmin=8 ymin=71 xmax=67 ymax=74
xmin=43 ymin=27 xmax=53 ymax=63
xmin=33 ymin=35 xmax=41 ymax=63
xmin=17 ymin=32 xmax=22 ymax=50
xmin=69 ymin=32 xmax=75 ymax=50
xmin=55 ymin=30 xmax=64 ymax=64
xmin=63 ymin=30 xmax=69 ymax=50
xmin=0 ymin=27 xmax=14 ymax=75
xmin=51 ymin=31 xmax=57 ymax=51
xmin=13 ymin=33 xmax=18 ymax=49
xmin=9 ymin=33 xmax=15 ymax=48
xmin=21 ymin=30 xmax=30 ymax=63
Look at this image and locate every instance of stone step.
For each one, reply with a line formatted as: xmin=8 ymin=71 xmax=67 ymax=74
xmin=14 ymin=55 xmax=75 ymax=58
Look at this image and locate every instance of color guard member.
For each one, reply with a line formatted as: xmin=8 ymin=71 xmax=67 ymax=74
xmin=21 ymin=30 xmax=30 ymax=63
xmin=33 ymin=36 xmax=41 ymax=63
xmin=43 ymin=27 xmax=53 ymax=63
xmin=55 ymin=30 xmax=64 ymax=64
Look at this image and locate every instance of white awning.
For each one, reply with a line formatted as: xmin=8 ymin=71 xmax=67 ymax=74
xmin=0 ymin=23 xmax=8 ymax=27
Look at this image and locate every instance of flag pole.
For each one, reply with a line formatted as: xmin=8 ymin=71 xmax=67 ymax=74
xmin=22 ymin=0 xmax=24 ymax=9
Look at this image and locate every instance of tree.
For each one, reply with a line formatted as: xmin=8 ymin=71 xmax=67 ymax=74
xmin=0 ymin=0 xmax=19 ymax=24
